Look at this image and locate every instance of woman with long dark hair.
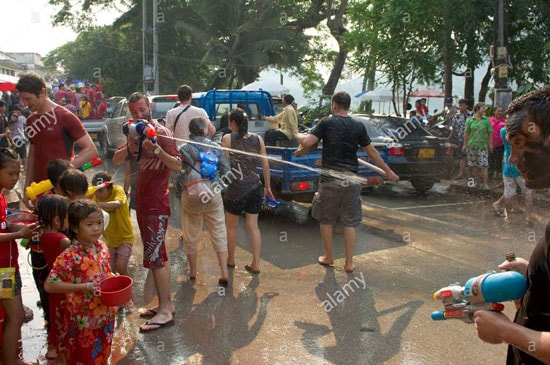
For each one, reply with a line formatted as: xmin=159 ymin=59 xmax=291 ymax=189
xmin=221 ymin=109 xmax=275 ymax=274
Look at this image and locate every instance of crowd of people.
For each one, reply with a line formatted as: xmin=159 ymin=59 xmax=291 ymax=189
xmin=410 ymin=96 xmax=533 ymax=225
xmin=51 ymin=78 xmax=108 ymax=120
xmin=0 ymin=70 xmax=549 ymax=364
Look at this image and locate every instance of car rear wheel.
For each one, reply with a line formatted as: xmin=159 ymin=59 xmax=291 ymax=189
xmin=411 ymin=179 xmax=435 ymax=193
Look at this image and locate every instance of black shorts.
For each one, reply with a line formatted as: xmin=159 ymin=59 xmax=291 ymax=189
xmin=224 ymin=185 xmax=263 ymax=215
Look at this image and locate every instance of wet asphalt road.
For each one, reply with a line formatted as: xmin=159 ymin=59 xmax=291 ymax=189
xmin=16 ymin=156 xmax=547 ymax=364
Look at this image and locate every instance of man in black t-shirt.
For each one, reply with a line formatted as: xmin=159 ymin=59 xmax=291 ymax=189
xmin=296 ymin=91 xmax=398 ymax=273
xmin=474 ymin=86 xmax=550 ymax=365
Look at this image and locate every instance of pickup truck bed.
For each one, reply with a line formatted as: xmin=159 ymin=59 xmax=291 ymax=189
xmin=82 ymin=118 xmax=104 ymax=142
xmin=261 ymin=144 xmax=388 ymax=203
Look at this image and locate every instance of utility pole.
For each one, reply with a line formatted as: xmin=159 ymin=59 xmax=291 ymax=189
xmin=153 ymin=0 xmax=159 ymax=95
xmin=142 ymin=0 xmax=147 ymax=94
xmin=492 ymin=0 xmax=512 ymax=110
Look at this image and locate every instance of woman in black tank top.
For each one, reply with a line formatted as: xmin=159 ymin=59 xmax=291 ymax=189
xmin=221 ymin=109 xmax=275 ymax=274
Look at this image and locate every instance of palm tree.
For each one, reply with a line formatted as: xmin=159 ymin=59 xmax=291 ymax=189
xmin=175 ymin=0 xmax=305 ymax=89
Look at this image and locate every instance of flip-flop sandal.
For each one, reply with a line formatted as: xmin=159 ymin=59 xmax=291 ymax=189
xmin=139 ymin=309 xmax=157 ymax=318
xmin=139 ymin=309 xmax=176 ymax=318
xmin=139 ymin=319 xmax=175 ymax=333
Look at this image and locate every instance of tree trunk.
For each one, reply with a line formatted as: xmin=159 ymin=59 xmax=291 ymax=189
xmin=478 ymin=62 xmax=492 ymax=102
xmin=366 ymin=57 xmax=376 ymax=91
xmin=322 ymin=49 xmax=347 ymax=96
xmin=464 ymin=43 xmax=476 ymax=108
xmin=321 ymin=0 xmax=349 ymax=97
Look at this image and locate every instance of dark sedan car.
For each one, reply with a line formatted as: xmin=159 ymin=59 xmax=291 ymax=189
xmin=354 ymin=114 xmax=455 ymax=192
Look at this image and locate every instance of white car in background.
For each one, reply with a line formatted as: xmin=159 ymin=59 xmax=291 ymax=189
xmin=98 ymin=94 xmax=177 ymax=157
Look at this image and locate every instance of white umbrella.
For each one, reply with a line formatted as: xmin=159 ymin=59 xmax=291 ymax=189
xmin=242 ymin=80 xmax=290 ymax=96
xmin=355 ymin=89 xmax=393 ymax=102
xmin=355 ymin=89 xmax=396 ymax=114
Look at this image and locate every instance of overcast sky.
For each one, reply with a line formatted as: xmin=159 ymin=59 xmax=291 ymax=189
xmin=2 ymin=0 xmax=125 ymax=56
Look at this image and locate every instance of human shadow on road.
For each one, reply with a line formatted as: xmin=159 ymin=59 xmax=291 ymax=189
xmin=117 ymin=275 xmax=278 ymax=364
xmin=294 ymin=268 xmax=422 ymax=364
xmin=254 ymin=213 xmax=406 ymax=270
xmin=177 ymin=275 xmax=278 ymax=364
xmin=113 ymin=272 xmax=198 ymax=364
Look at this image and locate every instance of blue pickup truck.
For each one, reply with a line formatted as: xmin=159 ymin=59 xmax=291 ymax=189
xmin=194 ymin=89 xmax=388 ymax=203
xmin=192 ymin=89 xmax=277 ymax=134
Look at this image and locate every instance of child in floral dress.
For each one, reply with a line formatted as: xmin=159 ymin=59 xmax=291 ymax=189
xmin=44 ymin=199 xmax=116 ymax=365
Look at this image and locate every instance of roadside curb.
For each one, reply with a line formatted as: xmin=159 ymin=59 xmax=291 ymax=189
xmin=446 ymin=180 xmax=550 ymax=209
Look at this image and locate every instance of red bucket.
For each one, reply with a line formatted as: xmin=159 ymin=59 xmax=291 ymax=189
xmin=97 ymin=275 xmax=133 ymax=306
xmin=5 ymin=212 xmax=38 ymax=232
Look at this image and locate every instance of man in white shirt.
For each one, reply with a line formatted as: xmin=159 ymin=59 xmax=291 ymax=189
xmin=165 ymin=84 xmax=215 ymax=146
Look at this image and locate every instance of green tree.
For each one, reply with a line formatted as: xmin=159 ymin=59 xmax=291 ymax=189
xmin=43 ymin=26 xmax=142 ymax=96
xmin=173 ymin=0 xmax=306 ymax=89
xmin=48 ymin=0 xmax=132 ymax=31
xmin=347 ymin=0 xmax=441 ymax=115
xmin=507 ymin=1 xmax=550 ymax=89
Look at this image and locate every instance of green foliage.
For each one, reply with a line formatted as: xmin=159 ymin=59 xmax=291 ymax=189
xmin=297 ymin=102 xmax=331 ymax=126
xmin=346 ymin=0 xmax=441 ymax=114
xmin=43 ymin=26 xmax=142 ymax=96
xmin=48 ymin=0 xmax=132 ymax=31
xmin=507 ymin=1 xmax=550 ymax=86
xmin=41 ymin=0 xmax=550 ymax=105
xmin=176 ymin=0 xmax=307 ymax=88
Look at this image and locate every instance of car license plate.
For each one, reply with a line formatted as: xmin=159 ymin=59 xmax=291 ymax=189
xmin=418 ymin=148 xmax=435 ymax=158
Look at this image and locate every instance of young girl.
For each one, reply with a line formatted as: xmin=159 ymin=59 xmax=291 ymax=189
xmin=0 ymin=148 xmax=39 ymax=365
xmin=36 ymin=194 xmax=71 ymax=360
xmin=90 ymin=171 xmax=134 ymax=310
xmin=44 ymin=199 xmax=116 ymax=365
xmin=58 ymin=168 xmax=110 ymax=228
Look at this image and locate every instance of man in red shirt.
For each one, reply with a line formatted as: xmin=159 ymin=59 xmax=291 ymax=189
xmin=96 ymin=97 xmax=107 ymax=119
xmin=114 ymin=92 xmax=179 ymax=332
xmin=54 ymin=84 xmax=66 ymax=105
xmin=16 ymin=72 xmax=98 ymax=209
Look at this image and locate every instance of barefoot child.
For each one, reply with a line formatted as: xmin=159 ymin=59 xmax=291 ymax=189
xmin=36 ymin=194 xmax=71 ymax=360
xmin=492 ymin=126 xmax=534 ymax=224
xmin=90 ymin=171 xmax=134 ymax=310
xmin=0 ymin=148 xmax=40 ymax=365
xmin=44 ymin=199 xmax=116 ymax=365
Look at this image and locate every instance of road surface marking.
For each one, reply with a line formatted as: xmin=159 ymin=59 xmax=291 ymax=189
xmin=391 ymin=201 xmax=487 ymax=210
